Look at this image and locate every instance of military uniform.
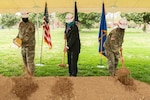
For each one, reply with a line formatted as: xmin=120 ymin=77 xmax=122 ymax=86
xmin=104 ymin=27 xmax=125 ymax=76
xmin=16 ymin=21 xmax=35 ymax=76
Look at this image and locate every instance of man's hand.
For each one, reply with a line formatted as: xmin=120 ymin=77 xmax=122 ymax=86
xmin=13 ymin=38 xmax=22 ymax=47
xmin=64 ymin=34 xmax=66 ymax=40
xmin=120 ymin=47 xmax=123 ymax=51
xmin=64 ymin=46 xmax=68 ymax=53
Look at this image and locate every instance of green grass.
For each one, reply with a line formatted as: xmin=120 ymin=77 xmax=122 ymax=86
xmin=0 ymin=28 xmax=150 ymax=84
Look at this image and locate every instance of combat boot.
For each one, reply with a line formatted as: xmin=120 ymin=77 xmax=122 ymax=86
xmin=109 ymin=71 xmax=116 ymax=77
xmin=23 ymin=68 xmax=31 ymax=77
xmin=27 ymin=69 xmax=34 ymax=77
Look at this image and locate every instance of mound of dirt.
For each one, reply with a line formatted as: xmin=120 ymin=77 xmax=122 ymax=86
xmin=11 ymin=76 xmax=39 ymax=100
xmin=50 ymin=77 xmax=74 ymax=100
xmin=0 ymin=75 xmax=150 ymax=100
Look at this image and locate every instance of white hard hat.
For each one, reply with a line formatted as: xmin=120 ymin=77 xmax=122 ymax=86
xmin=118 ymin=18 xmax=128 ymax=29
xmin=21 ymin=10 xmax=29 ymax=18
xmin=65 ymin=13 xmax=74 ymax=23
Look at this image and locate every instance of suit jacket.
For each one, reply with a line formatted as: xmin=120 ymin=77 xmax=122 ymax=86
xmin=65 ymin=23 xmax=81 ymax=53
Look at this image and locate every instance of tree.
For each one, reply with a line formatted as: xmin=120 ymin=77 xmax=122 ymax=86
xmin=142 ymin=12 xmax=150 ymax=24
xmin=29 ymin=13 xmax=43 ymax=28
xmin=121 ymin=12 xmax=143 ymax=24
xmin=142 ymin=12 xmax=150 ymax=32
xmin=121 ymin=12 xmax=150 ymax=32
xmin=0 ymin=14 xmax=20 ymax=29
xmin=79 ymin=12 xmax=100 ymax=29
xmin=56 ymin=12 xmax=69 ymax=24
xmin=56 ymin=12 xmax=100 ymax=29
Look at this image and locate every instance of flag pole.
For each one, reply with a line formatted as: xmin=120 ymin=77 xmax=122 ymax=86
xmin=37 ymin=1 xmax=52 ymax=67
xmin=97 ymin=33 xmax=105 ymax=68
xmin=100 ymin=1 xmax=104 ymax=67
xmin=100 ymin=32 xmax=103 ymax=65
xmin=35 ymin=28 xmax=44 ymax=67
xmin=35 ymin=20 xmax=44 ymax=66
xmin=100 ymin=31 xmax=105 ymax=68
xmin=35 ymin=10 xmax=44 ymax=66
xmin=97 ymin=2 xmax=106 ymax=68
xmin=39 ymin=30 xmax=44 ymax=66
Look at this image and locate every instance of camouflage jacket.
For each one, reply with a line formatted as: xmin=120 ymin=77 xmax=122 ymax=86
xmin=17 ymin=21 xmax=35 ymax=47
xmin=104 ymin=27 xmax=125 ymax=53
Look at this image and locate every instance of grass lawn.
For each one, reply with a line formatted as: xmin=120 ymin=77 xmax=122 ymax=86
xmin=0 ymin=28 xmax=150 ymax=84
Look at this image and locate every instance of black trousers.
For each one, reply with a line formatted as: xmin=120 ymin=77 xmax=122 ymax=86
xmin=67 ymin=51 xmax=79 ymax=76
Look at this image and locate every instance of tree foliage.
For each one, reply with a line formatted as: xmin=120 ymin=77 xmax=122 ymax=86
xmin=142 ymin=12 xmax=150 ymax=23
xmin=121 ymin=12 xmax=150 ymax=24
xmin=29 ymin=13 xmax=43 ymax=28
xmin=78 ymin=12 xmax=100 ymax=29
xmin=56 ymin=12 xmax=100 ymax=29
xmin=121 ymin=12 xmax=150 ymax=32
xmin=0 ymin=12 xmax=52 ymax=29
xmin=0 ymin=14 xmax=20 ymax=28
xmin=121 ymin=12 xmax=143 ymax=24
xmin=56 ymin=12 xmax=70 ymax=24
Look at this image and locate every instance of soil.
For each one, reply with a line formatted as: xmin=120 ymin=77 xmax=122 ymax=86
xmin=0 ymin=75 xmax=150 ymax=100
xmin=116 ymin=67 xmax=133 ymax=85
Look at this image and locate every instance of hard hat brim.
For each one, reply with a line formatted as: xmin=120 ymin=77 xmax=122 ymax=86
xmin=118 ymin=24 xmax=128 ymax=29
xmin=21 ymin=14 xmax=29 ymax=18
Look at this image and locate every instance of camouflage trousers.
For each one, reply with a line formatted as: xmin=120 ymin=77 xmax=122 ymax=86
xmin=105 ymin=50 xmax=119 ymax=76
xmin=21 ymin=46 xmax=35 ymax=75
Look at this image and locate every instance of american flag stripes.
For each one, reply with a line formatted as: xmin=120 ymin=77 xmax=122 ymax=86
xmin=43 ymin=2 xmax=52 ymax=49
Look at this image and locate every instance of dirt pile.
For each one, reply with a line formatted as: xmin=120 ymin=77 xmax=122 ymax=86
xmin=11 ymin=76 xmax=39 ymax=100
xmin=116 ymin=67 xmax=137 ymax=91
xmin=0 ymin=75 xmax=150 ymax=100
xmin=50 ymin=77 xmax=74 ymax=100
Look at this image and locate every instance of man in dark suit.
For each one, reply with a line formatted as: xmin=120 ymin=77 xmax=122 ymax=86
xmin=64 ymin=13 xmax=81 ymax=77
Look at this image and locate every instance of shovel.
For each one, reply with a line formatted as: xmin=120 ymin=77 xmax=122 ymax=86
xmin=116 ymin=50 xmax=134 ymax=85
xmin=116 ymin=50 xmax=130 ymax=78
xmin=58 ymin=39 xmax=68 ymax=67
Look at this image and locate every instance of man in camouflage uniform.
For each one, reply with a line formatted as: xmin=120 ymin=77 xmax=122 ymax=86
xmin=14 ymin=11 xmax=35 ymax=76
xmin=104 ymin=18 xmax=128 ymax=76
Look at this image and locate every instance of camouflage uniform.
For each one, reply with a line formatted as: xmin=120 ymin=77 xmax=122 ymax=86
xmin=16 ymin=21 xmax=35 ymax=75
xmin=104 ymin=27 xmax=125 ymax=76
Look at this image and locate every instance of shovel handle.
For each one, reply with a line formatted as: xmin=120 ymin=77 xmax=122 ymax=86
xmin=62 ymin=52 xmax=65 ymax=64
xmin=62 ymin=39 xmax=67 ymax=64
xmin=120 ymin=50 xmax=124 ymax=67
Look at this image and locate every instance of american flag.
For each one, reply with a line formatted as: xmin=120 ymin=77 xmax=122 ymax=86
xmin=43 ymin=2 xmax=52 ymax=49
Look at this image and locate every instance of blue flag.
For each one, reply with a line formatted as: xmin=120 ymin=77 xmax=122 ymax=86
xmin=74 ymin=1 xmax=78 ymax=23
xmin=98 ymin=3 xmax=107 ymax=57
